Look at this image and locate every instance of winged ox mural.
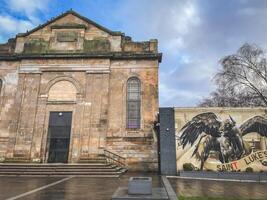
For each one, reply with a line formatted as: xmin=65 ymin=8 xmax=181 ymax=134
xmin=177 ymin=112 xmax=267 ymax=170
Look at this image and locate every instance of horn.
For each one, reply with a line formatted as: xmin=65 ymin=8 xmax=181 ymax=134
xmin=229 ymin=115 xmax=236 ymax=125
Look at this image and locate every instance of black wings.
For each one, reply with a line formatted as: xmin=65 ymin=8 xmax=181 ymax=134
xmin=179 ymin=112 xmax=221 ymax=148
xmin=240 ymin=116 xmax=267 ymax=137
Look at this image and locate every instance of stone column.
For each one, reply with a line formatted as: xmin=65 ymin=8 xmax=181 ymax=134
xmin=80 ymin=72 xmax=110 ymax=158
xmin=5 ymin=73 xmax=25 ymax=158
xmin=13 ymin=73 xmax=41 ymax=159
xmin=98 ymin=73 xmax=110 ymax=153
xmin=79 ymin=73 xmax=93 ymax=159
xmin=70 ymin=93 xmax=84 ymax=162
xmin=30 ymin=94 xmax=47 ymax=162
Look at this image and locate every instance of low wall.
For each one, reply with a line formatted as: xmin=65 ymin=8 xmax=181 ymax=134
xmin=179 ymin=171 xmax=267 ymax=182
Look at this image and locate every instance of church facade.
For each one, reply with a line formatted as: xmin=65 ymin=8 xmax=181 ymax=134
xmin=0 ymin=10 xmax=161 ymax=171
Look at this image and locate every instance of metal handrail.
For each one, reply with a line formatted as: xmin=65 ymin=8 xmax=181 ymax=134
xmin=103 ymin=149 xmax=126 ymax=168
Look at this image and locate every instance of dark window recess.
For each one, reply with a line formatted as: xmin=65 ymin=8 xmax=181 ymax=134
xmin=47 ymin=112 xmax=72 ymax=163
xmin=127 ymin=77 xmax=141 ymax=129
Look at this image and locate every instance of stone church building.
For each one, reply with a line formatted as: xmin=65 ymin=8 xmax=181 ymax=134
xmin=0 ymin=10 xmax=161 ymax=171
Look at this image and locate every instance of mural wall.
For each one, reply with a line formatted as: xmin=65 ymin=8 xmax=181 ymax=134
xmin=175 ymin=108 xmax=267 ymax=172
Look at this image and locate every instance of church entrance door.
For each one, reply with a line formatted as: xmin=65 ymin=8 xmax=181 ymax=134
xmin=47 ymin=111 xmax=72 ymax=163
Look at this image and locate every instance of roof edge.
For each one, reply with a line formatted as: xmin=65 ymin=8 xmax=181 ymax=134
xmin=16 ymin=9 xmax=124 ymax=37
xmin=0 ymin=52 xmax=162 ymax=62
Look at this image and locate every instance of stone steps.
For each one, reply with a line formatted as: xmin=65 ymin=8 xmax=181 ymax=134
xmin=0 ymin=171 xmax=122 ymax=175
xmin=0 ymin=164 xmax=114 ymax=169
xmin=0 ymin=168 xmax=121 ymax=172
xmin=0 ymin=163 xmax=127 ymax=177
xmin=78 ymin=159 xmax=107 ymax=163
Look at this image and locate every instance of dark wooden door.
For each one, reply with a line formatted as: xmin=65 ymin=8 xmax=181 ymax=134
xmin=47 ymin=112 xmax=72 ymax=163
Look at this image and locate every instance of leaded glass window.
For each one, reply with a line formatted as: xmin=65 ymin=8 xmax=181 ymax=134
xmin=127 ymin=77 xmax=141 ymax=129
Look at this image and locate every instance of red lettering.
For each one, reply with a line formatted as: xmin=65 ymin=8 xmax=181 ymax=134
xmin=232 ymin=161 xmax=238 ymax=170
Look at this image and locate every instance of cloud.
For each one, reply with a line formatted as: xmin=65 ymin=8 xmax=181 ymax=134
xmin=5 ymin=0 xmax=50 ymax=22
xmin=0 ymin=15 xmax=34 ymax=42
xmin=0 ymin=15 xmax=33 ymax=33
xmin=0 ymin=0 xmax=50 ymax=42
xmin=108 ymin=0 xmax=267 ymax=107
xmin=2 ymin=0 xmax=267 ymax=107
xmin=159 ymin=83 xmax=205 ymax=107
xmin=107 ymin=0 xmax=206 ymax=106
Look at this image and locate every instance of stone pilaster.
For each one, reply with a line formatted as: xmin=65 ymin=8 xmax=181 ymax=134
xmin=30 ymin=95 xmax=47 ymax=162
xmin=79 ymin=73 xmax=93 ymax=158
xmin=70 ymin=93 xmax=84 ymax=162
xmin=13 ymin=73 xmax=41 ymax=159
xmin=79 ymin=72 xmax=110 ymax=158
xmin=5 ymin=73 xmax=25 ymax=158
xmin=98 ymin=73 xmax=110 ymax=153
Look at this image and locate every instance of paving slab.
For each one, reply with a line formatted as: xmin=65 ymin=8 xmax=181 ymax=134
xmin=0 ymin=173 xmax=162 ymax=200
xmin=0 ymin=177 xmax=61 ymax=200
xmin=169 ymin=177 xmax=267 ymax=199
xmin=112 ymin=187 xmax=168 ymax=200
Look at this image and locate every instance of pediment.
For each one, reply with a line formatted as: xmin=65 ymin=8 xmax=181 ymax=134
xmin=5 ymin=10 xmax=159 ymax=56
xmin=15 ymin=10 xmax=123 ymax=53
xmin=18 ymin=10 xmax=122 ymax=38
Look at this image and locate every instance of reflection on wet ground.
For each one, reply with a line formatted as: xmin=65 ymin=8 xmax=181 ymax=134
xmin=2 ymin=174 xmax=266 ymax=200
xmin=0 ymin=176 xmax=61 ymax=200
xmin=169 ymin=178 xmax=267 ymax=199
xmin=0 ymin=173 xmax=162 ymax=200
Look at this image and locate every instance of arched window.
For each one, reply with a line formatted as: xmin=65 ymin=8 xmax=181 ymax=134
xmin=127 ymin=77 xmax=141 ymax=129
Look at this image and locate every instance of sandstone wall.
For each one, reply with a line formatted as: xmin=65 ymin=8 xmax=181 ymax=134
xmin=0 ymin=10 xmax=160 ymax=171
xmin=107 ymin=60 xmax=159 ymax=171
xmin=0 ymin=61 xmax=20 ymax=161
xmin=0 ymin=58 xmax=159 ymax=171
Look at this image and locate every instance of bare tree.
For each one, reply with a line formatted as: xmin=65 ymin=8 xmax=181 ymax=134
xmin=199 ymin=43 xmax=267 ymax=107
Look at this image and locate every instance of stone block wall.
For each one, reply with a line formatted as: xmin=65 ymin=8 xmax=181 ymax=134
xmin=0 ymin=61 xmax=20 ymax=160
xmin=106 ymin=60 xmax=159 ymax=171
xmin=0 ymin=10 xmax=160 ymax=171
xmin=0 ymin=58 xmax=159 ymax=171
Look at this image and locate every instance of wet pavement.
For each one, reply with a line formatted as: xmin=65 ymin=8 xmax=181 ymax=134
xmin=169 ymin=178 xmax=267 ymax=199
xmin=2 ymin=174 xmax=266 ymax=200
xmin=0 ymin=173 xmax=162 ymax=200
xmin=0 ymin=176 xmax=61 ymax=200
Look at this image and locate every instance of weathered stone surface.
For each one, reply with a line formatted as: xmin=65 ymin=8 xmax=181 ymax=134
xmin=128 ymin=177 xmax=152 ymax=195
xmin=0 ymin=10 xmax=160 ymax=171
xmin=83 ymin=39 xmax=111 ymax=52
xmin=23 ymin=39 xmax=49 ymax=54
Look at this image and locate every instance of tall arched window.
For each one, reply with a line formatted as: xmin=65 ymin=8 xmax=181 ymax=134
xmin=127 ymin=77 xmax=141 ymax=129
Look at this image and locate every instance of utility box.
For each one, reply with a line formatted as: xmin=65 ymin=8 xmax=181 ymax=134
xmin=128 ymin=177 xmax=152 ymax=195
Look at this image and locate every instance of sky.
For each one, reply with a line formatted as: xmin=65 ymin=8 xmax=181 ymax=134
xmin=1 ymin=0 xmax=267 ymax=107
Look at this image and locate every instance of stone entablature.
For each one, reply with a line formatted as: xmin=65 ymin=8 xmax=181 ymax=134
xmin=0 ymin=10 xmax=160 ymax=171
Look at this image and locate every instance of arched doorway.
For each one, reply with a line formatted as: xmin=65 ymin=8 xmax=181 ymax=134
xmin=46 ymin=80 xmax=77 ymax=163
